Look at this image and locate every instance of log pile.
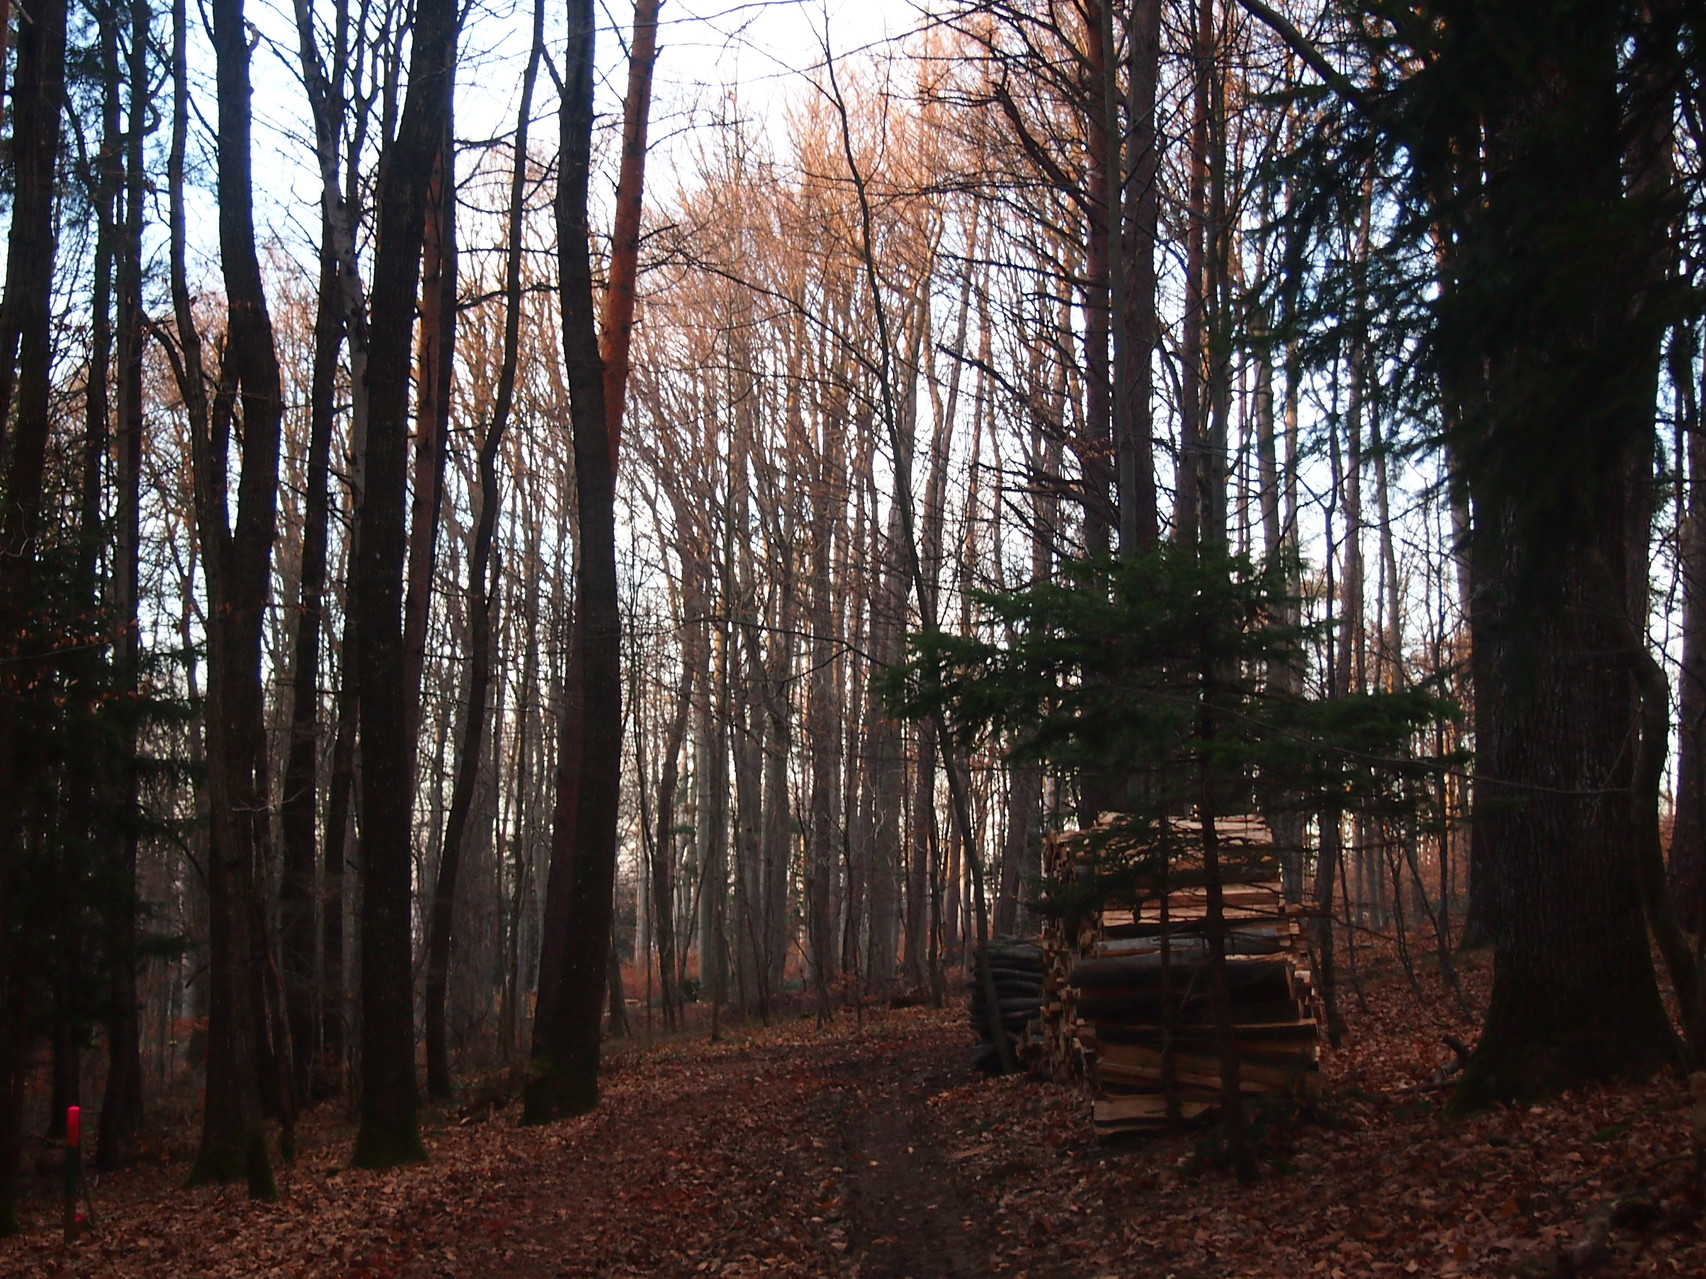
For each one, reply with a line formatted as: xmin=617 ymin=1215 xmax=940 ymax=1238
xmin=966 ymin=938 xmax=1045 ymax=1074
xmin=1027 ymin=814 xmax=1323 ymax=1136
xmin=1019 ymin=826 xmax=1101 ymax=1082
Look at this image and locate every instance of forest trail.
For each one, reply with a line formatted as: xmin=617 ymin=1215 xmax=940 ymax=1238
xmin=8 ymin=973 xmax=1706 ymax=1278
xmin=0 ymin=1007 xmax=1097 ymax=1279
xmin=816 ymin=1027 xmax=987 ymax=1278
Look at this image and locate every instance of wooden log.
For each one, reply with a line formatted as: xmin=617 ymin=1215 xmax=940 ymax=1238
xmin=968 ymin=996 xmax=1046 ymax=1018
xmin=1092 ymin=1095 xmax=1214 ymax=1126
xmin=1076 ymin=990 xmax=1308 ymax=1025
xmin=1094 ymin=927 xmax=1283 ymax=957
xmin=1071 ymin=955 xmax=1293 ymax=994
xmin=1098 ymin=1062 xmax=1273 ymax=1094
xmin=1096 ymin=1019 xmax=1319 ymax=1054
xmin=1095 ymin=1044 xmax=1320 ymax=1093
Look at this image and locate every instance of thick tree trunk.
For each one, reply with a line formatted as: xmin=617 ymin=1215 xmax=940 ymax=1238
xmin=525 ymin=0 xmax=623 ymax=1121
xmin=349 ymin=0 xmax=458 ymax=1167
xmin=1454 ymin=2 xmax=1673 ymax=1103
xmin=185 ymin=0 xmax=287 ymax=1199
xmin=1461 ymin=523 xmax=1674 ymax=1099
xmin=0 ymin=0 xmax=68 ymax=1217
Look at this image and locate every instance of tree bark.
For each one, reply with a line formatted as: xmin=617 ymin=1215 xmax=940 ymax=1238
xmin=0 ymin=0 xmax=69 ymax=1221
xmin=1453 ymin=1 xmax=1674 ymax=1103
xmin=349 ymin=0 xmax=458 ymax=1167
xmin=525 ymin=0 xmax=624 ymax=1121
xmin=401 ymin=116 xmax=457 ymax=769
xmin=426 ymin=0 xmax=540 ymax=1097
xmin=1118 ymin=0 xmax=1162 ymax=553
xmin=185 ymin=0 xmax=287 ymax=1198
xmin=97 ymin=0 xmax=151 ymax=1170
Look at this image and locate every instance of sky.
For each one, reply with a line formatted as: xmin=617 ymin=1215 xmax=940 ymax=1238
xmin=229 ymin=0 xmax=925 ymax=280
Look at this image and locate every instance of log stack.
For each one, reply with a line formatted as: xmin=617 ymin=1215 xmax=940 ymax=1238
xmin=966 ymin=938 xmax=1045 ymax=1074
xmin=1021 ymin=826 xmax=1101 ymax=1082
xmin=1029 ymin=814 xmax=1323 ymax=1136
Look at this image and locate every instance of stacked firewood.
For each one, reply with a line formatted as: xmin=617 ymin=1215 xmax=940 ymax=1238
xmin=1021 ymin=826 xmax=1100 ymax=1082
xmin=1029 ymin=814 xmax=1323 ymax=1136
xmin=966 ymin=939 xmax=1045 ymax=1074
xmin=1079 ymin=909 xmax=1320 ymax=1135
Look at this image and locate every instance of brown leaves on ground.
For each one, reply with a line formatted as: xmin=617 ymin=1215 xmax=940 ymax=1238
xmin=3 ymin=951 xmax=1705 ymax=1278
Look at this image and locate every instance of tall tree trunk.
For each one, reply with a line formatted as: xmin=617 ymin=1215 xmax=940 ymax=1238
xmin=401 ymin=116 xmax=457 ymax=769
xmin=426 ymin=1 xmax=540 ymax=1097
xmin=698 ymin=623 xmax=730 ymax=1012
xmin=525 ymin=0 xmax=624 ymax=1121
xmin=349 ymin=0 xmax=458 ymax=1167
xmin=289 ymin=0 xmax=363 ymax=1094
xmin=279 ymin=198 xmax=341 ymax=1104
xmin=761 ymin=578 xmax=795 ymax=998
xmin=598 ymin=0 xmax=662 ymax=451
xmin=185 ymin=0 xmax=287 ymax=1199
xmin=1174 ymin=0 xmax=1212 ymax=549
xmin=1079 ymin=0 xmax=1114 ymax=558
xmin=805 ymin=465 xmax=840 ymax=1008
xmin=319 ymin=629 xmax=357 ymax=1090
xmin=1119 ymin=0 xmax=1162 ymax=553
xmin=1453 ymin=1 xmax=1673 ymax=1103
xmin=0 ymin=0 xmax=67 ymax=1213
xmin=97 ymin=0 xmax=151 ymax=1170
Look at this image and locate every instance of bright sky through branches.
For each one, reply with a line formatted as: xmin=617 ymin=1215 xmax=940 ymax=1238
xmin=235 ymin=0 xmax=919 ymax=280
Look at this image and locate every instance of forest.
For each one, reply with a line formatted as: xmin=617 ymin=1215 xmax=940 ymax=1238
xmin=0 ymin=0 xmax=1704 ymax=1269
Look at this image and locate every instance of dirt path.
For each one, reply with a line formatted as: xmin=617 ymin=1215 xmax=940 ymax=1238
xmin=813 ymin=1031 xmax=989 ymax=1278
xmin=0 ymin=1007 xmax=1098 ymax=1279
xmin=18 ymin=957 xmax=1698 ymax=1279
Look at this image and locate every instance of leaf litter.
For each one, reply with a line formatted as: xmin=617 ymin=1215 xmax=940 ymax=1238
xmin=1 ymin=950 xmax=1704 ymax=1277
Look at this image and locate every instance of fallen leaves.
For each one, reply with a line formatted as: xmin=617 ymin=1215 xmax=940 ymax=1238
xmin=1 ymin=955 xmax=1704 ymax=1277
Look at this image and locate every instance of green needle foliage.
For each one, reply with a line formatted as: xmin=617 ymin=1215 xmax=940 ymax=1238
xmin=883 ymin=543 xmax=1461 ymax=918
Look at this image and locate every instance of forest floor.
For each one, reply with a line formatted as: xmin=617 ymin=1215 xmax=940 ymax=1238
xmin=4 ymin=948 xmax=1706 ymax=1278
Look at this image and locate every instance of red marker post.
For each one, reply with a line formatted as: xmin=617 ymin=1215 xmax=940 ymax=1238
xmin=63 ymin=1105 xmax=82 ymax=1243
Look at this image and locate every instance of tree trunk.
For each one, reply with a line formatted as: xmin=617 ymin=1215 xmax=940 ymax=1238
xmin=525 ymin=0 xmax=624 ymax=1121
xmin=425 ymin=2 xmax=540 ymax=1096
xmin=651 ymin=666 xmax=693 ymax=1030
xmin=185 ymin=0 xmax=287 ymax=1199
xmin=349 ymin=0 xmax=458 ymax=1167
xmin=1453 ymin=2 xmax=1673 ymax=1103
xmin=0 ymin=0 xmax=67 ymax=1218
xmin=1078 ymin=0 xmax=1114 ymax=558
xmin=279 ymin=227 xmax=340 ymax=1105
xmin=401 ymin=116 xmax=457 ymax=771
xmin=1118 ymin=0 xmax=1162 ymax=553
xmin=97 ymin=0 xmax=151 ymax=1170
